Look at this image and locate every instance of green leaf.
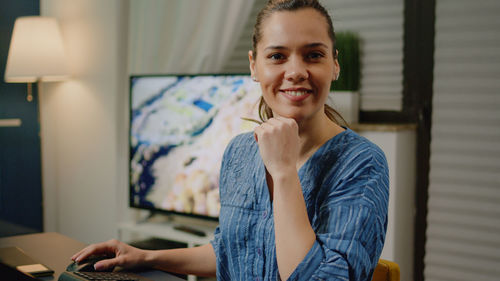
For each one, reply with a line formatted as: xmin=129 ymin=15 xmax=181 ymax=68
xmin=330 ymin=31 xmax=361 ymax=92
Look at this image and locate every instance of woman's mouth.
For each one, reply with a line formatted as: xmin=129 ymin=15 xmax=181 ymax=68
xmin=279 ymin=88 xmax=313 ymax=101
xmin=287 ymin=91 xmax=309 ymax=96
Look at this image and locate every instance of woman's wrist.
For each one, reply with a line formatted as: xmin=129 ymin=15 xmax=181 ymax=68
xmin=141 ymin=249 xmax=159 ymax=268
xmin=268 ymin=166 xmax=297 ymax=179
xmin=270 ymin=167 xmax=299 ymax=188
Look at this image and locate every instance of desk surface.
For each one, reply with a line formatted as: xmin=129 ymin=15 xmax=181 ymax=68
xmin=0 ymin=232 xmax=183 ymax=281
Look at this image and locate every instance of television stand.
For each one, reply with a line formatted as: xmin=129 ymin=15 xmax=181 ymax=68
xmin=117 ymin=215 xmax=217 ymax=281
xmin=173 ymin=225 xmax=207 ymax=237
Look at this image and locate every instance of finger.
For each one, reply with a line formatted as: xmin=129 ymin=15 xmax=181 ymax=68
xmin=71 ymin=248 xmax=86 ymax=261
xmin=275 ymin=116 xmax=298 ymax=128
xmin=94 ymin=257 xmax=120 ymax=271
xmin=262 ymin=118 xmax=290 ymax=135
xmin=267 ymin=118 xmax=297 ymax=132
xmin=254 ymin=122 xmax=266 ymax=135
xmin=72 ymin=243 xmax=104 ymax=260
xmin=72 ymin=246 xmax=96 ymax=262
xmin=254 ymin=123 xmax=272 ymax=143
xmin=73 ymin=241 xmax=116 ymax=262
xmin=272 ymin=115 xmax=288 ymax=120
xmin=253 ymin=125 xmax=262 ymax=142
xmin=258 ymin=121 xmax=273 ymax=131
xmin=273 ymin=115 xmax=294 ymax=122
xmin=254 ymin=123 xmax=271 ymax=141
xmin=265 ymin=117 xmax=281 ymax=126
xmin=273 ymin=116 xmax=298 ymax=127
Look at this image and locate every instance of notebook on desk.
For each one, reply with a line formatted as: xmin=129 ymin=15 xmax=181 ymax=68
xmin=0 ymin=259 xmax=42 ymax=281
xmin=0 ymin=246 xmax=53 ymax=279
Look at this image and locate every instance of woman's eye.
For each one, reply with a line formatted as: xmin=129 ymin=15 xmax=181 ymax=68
xmin=269 ymin=53 xmax=285 ymax=61
xmin=307 ymin=52 xmax=324 ymax=60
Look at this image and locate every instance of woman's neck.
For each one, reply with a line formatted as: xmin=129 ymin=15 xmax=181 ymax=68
xmin=295 ymin=112 xmax=344 ymax=169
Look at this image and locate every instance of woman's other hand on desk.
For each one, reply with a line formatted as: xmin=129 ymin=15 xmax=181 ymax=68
xmin=71 ymin=239 xmax=149 ymax=271
xmin=71 ymin=240 xmax=216 ymax=276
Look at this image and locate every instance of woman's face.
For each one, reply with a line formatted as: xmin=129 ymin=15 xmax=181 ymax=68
xmin=249 ymin=8 xmax=339 ymax=123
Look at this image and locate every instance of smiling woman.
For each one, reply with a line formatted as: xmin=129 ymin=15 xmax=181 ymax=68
xmin=211 ymin=0 xmax=389 ymax=280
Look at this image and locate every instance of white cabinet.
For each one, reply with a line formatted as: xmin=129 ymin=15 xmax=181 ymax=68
xmin=356 ymin=124 xmax=417 ymax=281
xmin=118 ymin=219 xmax=216 ymax=248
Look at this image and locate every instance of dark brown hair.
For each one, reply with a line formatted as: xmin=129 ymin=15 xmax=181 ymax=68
xmin=252 ymin=0 xmax=347 ymax=126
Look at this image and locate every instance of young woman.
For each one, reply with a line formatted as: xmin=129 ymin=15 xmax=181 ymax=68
xmin=71 ymin=1 xmax=389 ymax=280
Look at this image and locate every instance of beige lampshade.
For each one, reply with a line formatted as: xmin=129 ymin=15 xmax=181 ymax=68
xmin=5 ymin=16 xmax=69 ymax=83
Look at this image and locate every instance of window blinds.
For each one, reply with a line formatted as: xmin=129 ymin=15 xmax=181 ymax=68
xmin=222 ymin=0 xmax=404 ymax=111
xmin=425 ymin=1 xmax=500 ymax=280
xmin=323 ymin=0 xmax=404 ymax=111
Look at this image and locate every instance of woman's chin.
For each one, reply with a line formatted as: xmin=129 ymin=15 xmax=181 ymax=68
xmin=272 ymin=110 xmax=291 ymax=118
xmin=272 ymin=108 xmax=326 ymax=124
xmin=275 ymin=112 xmax=306 ymax=122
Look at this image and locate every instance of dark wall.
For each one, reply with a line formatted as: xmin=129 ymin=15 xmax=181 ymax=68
xmin=0 ymin=0 xmax=42 ymax=236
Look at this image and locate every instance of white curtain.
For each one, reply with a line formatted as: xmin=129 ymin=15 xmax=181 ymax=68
xmin=128 ymin=0 xmax=256 ymax=74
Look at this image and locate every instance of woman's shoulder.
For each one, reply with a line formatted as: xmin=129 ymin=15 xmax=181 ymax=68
xmin=219 ymin=132 xmax=259 ymax=187
xmin=226 ymin=132 xmax=255 ymax=150
xmin=222 ymin=132 xmax=257 ymax=159
xmin=316 ymin=129 xmax=389 ymax=209
xmin=327 ymin=128 xmax=387 ymax=166
xmin=312 ymin=128 xmax=388 ymax=189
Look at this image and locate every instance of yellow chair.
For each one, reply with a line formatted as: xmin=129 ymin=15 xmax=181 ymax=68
xmin=371 ymin=259 xmax=400 ymax=281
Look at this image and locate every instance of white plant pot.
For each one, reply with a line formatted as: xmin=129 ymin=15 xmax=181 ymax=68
xmin=326 ymin=91 xmax=360 ymax=125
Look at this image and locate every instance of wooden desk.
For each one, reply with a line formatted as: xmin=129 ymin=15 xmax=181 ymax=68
xmin=0 ymin=232 xmax=183 ymax=280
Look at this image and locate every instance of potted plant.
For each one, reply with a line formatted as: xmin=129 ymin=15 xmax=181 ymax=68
xmin=327 ymin=31 xmax=361 ymax=125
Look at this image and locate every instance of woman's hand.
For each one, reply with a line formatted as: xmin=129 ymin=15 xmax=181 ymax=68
xmin=254 ymin=116 xmax=300 ymax=177
xmin=71 ymin=239 xmax=149 ymax=271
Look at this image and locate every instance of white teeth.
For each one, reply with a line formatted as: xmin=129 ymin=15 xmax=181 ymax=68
xmin=287 ymin=91 xmax=308 ymax=96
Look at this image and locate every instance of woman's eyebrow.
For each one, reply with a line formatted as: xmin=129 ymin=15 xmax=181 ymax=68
xmin=304 ymin=42 xmax=329 ymax=49
xmin=264 ymin=45 xmax=288 ymax=51
xmin=264 ymin=42 xmax=329 ymax=51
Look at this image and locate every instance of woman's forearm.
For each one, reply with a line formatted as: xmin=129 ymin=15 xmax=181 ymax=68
xmin=272 ymin=170 xmax=316 ymax=280
xmin=144 ymin=243 xmax=217 ymax=277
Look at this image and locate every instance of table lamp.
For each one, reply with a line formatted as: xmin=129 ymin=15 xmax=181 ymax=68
xmin=4 ymin=16 xmax=69 ymax=102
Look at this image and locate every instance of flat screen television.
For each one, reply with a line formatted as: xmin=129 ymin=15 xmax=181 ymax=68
xmin=129 ymin=74 xmax=261 ymax=220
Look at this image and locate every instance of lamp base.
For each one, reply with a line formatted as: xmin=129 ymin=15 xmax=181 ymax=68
xmin=26 ymin=83 xmax=33 ymax=102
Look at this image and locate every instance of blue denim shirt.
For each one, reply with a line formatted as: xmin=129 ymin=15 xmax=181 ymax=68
xmin=211 ymin=128 xmax=389 ymax=281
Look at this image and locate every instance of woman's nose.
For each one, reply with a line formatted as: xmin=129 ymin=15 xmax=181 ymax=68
xmin=284 ymin=57 xmax=308 ymax=82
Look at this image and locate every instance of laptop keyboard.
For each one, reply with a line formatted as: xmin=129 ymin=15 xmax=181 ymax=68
xmin=73 ymin=271 xmax=140 ymax=281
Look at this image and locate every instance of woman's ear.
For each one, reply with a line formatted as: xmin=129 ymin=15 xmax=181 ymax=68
xmin=248 ymin=50 xmax=257 ymax=81
xmin=333 ymin=49 xmax=340 ymax=81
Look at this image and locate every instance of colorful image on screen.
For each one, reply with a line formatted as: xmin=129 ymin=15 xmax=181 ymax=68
xmin=130 ymin=75 xmax=261 ymax=218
